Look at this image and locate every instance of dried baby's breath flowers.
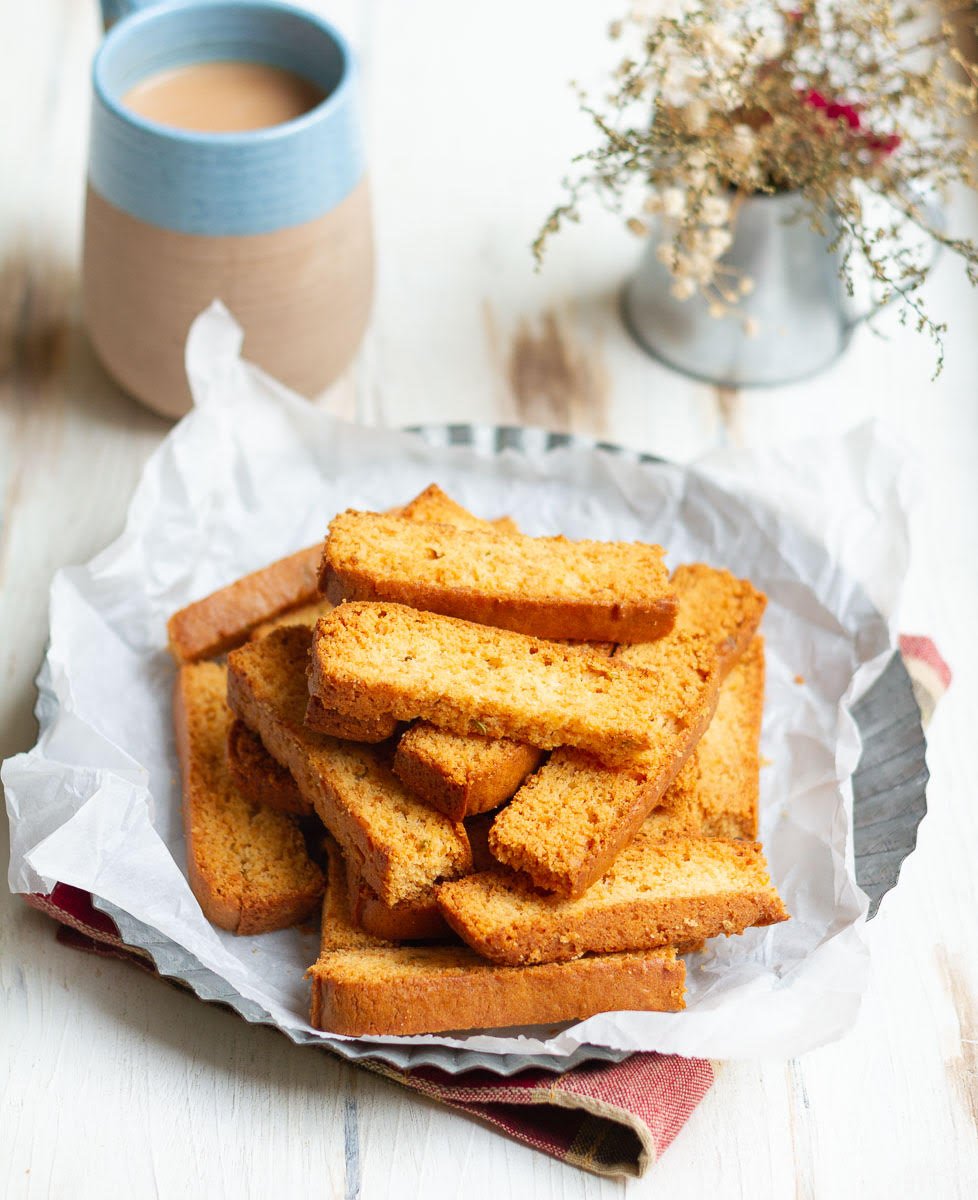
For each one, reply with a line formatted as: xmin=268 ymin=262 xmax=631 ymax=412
xmin=533 ymin=0 xmax=978 ymax=373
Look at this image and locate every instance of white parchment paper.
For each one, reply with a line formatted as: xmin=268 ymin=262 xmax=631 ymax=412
xmin=3 ymin=304 xmax=914 ymax=1060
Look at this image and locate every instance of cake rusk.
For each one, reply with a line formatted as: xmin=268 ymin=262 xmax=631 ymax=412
xmin=226 ymin=627 xmax=472 ymax=906
xmin=173 ymin=661 xmax=324 ymax=934
xmin=308 ymin=602 xmax=688 ymax=759
xmin=226 ymin=718 xmax=311 ymax=817
xmin=344 ymin=851 xmax=453 ymax=942
xmin=488 ymin=629 xmax=720 ymax=896
xmin=671 ymin=563 xmax=767 ymax=678
xmin=168 ymin=545 xmax=323 ymax=663
xmin=393 ymin=726 xmax=545 ymax=821
xmin=320 ymin=510 xmax=678 ymax=642
xmin=392 ymin=639 xmax=617 ymax=820
xmin=304 ymin=486 xmax=521 ymax=742
xmin=167 ymin=484 xmax=506 ymax=664
xmin=309 ymin=840 xmax=687 ymax=1036
xmin=690 ymin=637 xmax=765 ymax=840
xmin=304 ymin=693 xmax=400 ymax=744
xmin=438 ymin=833 xmax=788 ymax=965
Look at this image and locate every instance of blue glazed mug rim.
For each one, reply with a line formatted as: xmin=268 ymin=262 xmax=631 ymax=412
xmin=93 ymin=0 xmax=355 ymax=147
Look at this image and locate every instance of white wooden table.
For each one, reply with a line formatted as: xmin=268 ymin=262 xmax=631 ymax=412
xmin=2 ymin=2 xmax=977 ymax=1196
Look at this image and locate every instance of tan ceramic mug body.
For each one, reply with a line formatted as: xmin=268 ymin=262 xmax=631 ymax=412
xmin=83 ymin=0 xmax=373 ymax=418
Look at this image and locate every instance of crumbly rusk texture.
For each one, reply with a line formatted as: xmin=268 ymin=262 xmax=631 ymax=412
xmin=320 ymin=511 xmax=677 ymax=642
xmin=392 ymin=640 xmax=616 ymax=820
xmin=226 ymin=627 xmax=472 ymax=906
xmin=438 ymin=833 xmax=788 ymax=965
xmin=167 ymin=484 xmax=504 ymax=664
xmin=168 ymin=545 xmax=323 ymax=663
xmin=304 ymin=693 xmax=400 ymax=743
xmin=344 ymin=850 xmax=453 ymax=942
xmin=226 ymin=719 xmax=310 ymax=817
xmin=310 ymin=841 xmax=686 ymax=1035
xmin=671 ymin=563 xmax=767 ymax=678
xmin=488 ymin=630 xmax=720 ymax=896
xmin=393 ymin=727 xmax=544 ymax=821
xmin=304 ymin=486 xmax=519 ymax=743
xmin=309 ymin=603 xmax=675 ymax=758
xmin=173 ymin=661 xmax=324 ymax=934
xmin=691 ymin=637 xmax=765 ymax=840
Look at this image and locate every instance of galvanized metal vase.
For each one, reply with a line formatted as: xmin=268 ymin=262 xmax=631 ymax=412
xmin=622 ymin=193 xmax=856 ymax=387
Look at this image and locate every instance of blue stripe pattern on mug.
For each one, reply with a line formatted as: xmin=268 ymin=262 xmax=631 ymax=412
xmin=89 ymin=0 xmax=364 ymax=237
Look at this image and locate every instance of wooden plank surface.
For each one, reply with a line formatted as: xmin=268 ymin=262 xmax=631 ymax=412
xmin=2 ymin=2 xmax=977 ymax=1197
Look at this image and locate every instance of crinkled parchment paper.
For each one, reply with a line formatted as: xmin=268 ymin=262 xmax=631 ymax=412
xmin=3 ymin=304 xmax=914 ymax=1060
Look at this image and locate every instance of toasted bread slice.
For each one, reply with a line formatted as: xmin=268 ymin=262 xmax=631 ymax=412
xmin=691 ymin=637 xmax=765 ymax=840
xmin=166 ymin=484 xmax=510 ymax=664
xmin=309 ymin=839 xmax=686 ymax=1035
xmin=393 ymin=727 xmax=544 ymax=821
xmin=168 ymin=546 xmax=323 ymax=663
xmin=173 ymin=662 xmax=324 ymax=933
xmin=320 ymin=510 xmax=677 ymax=642
xmin=392 ymin=640 xmax=615 ymax=820
xmin=438 ymin=833 xmax=788 ymax=965
xmin=226 ymin=718 xmax=310 ymax=816
xmin=672 ymin=563 xmax=766 ymax=678
xmin=344 ymin=850 xmax=453 ymax=942
xmin=226 ymin=627 xmax=472 ymax=906
xmin=303 ymin=487 xmax=522 ymax=743
xmin=309 ymin=603 xmax=687 ymax=759
xmin=487 ymin=629 xmax=720 ymax=896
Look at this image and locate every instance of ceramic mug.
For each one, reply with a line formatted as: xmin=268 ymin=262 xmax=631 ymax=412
xmin=83 ymin=0 xmax=373 ymax=418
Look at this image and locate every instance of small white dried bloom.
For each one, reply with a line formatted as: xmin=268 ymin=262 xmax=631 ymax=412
xmin=643 ymin=192 xmax=662 ymax=214
xmin=755 ymin=32 xmax=784 ymax=61
xmin=655 ymin=241 xmax=677 ymax=265
xmin=704 ymin=228 xmax=733 ymax=258
xmin=661 ymin=187 xmax=686 ymax=218
xmin=729 ymin=123 xmax=756 ymax=162
xmin=670 ymin=277 xmax=697 ymax=301
xmin=743 ymin=316 xmax=761 ymax=338
xmin=626 ymin=216 xmax=650 ymax=236
xmin=688 ymin=148 xmax=709 ymax=171
xmin=739 ymin=276 xmax=755 ymax=295
xmin=708 ymin=301 xmax=727 ymax=318
xmin=700 ymin=194 xmax=730 ymax=226
xmin=684 ymin=99 xmax=709 ymax=133
xmin=688 ymin=253 xmax=717 ymax=285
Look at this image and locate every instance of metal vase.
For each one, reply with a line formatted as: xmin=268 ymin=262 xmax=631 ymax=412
xmin=622 ymin=192 xmax=854 ymax=387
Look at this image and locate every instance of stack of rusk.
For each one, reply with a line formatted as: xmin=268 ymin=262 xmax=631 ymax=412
xmin=169 ymin=485 xmax=788 ymax=1036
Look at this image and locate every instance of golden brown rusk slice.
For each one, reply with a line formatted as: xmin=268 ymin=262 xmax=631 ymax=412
xmin=343 ymin=849 xmax=453 ymax=942
xmin=688 ymin=637 xmax=765 ymax=840
xmin=226 ymin=627 xmax=472 ymax=906
xmin=392 ymin=641 xmax=615 ymax=820
xmin=488 ymin=628 xmax=720 ymax=897
xmin=308 ymin=840 xmax=686 ymax=1036
xmin=308 ymin=602 xmax=693 ymax=760
xmin=168 ymin=545 xmax=323 ymax=663
xmin=393 ymin=726 xmax=544 ymax=821
xmin=320 ymin=510 xmax=678 ymax=642
xmin=671 ymin=563 xmax=766 ymax=679
xmin=303 ymin=484 xmax=521 ymax=742
xmin=226 ymin=718 xmax=310 ymax=816
xmin=166 ymin=483 xmax=512 ymax=664
xmin=173 ymin=661 xmax=324 ymax=934
xmin=438 ymin=833 xmax=788 ymax=965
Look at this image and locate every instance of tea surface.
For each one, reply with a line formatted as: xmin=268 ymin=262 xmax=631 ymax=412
xmin=122 ymin=61 xmax=326 ymax=132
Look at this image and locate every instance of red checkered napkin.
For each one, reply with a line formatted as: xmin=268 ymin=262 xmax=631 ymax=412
xmin=19 ymin=637 xmax=949 ymax=1178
